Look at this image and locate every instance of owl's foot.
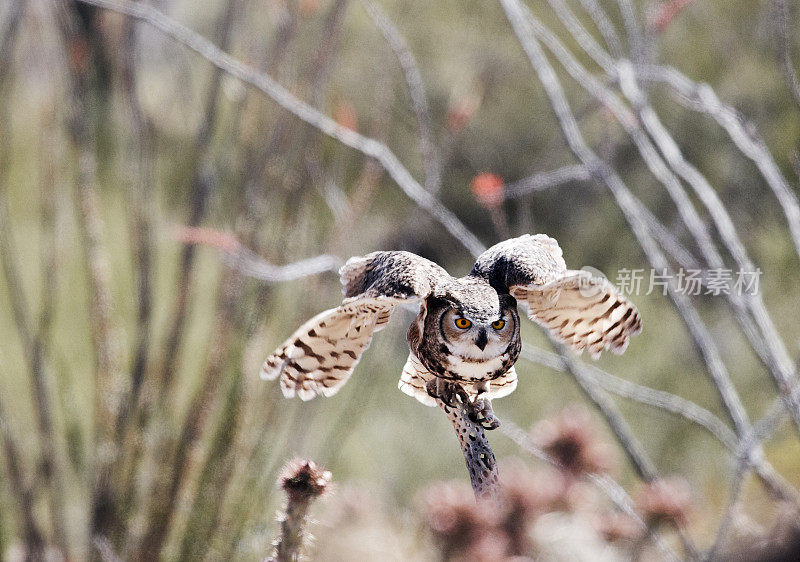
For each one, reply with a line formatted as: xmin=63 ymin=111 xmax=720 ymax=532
xmin=426 ymin=378 xmax=466 ymax=408
xmin=469 ymin=397 xmax=501 ymax=430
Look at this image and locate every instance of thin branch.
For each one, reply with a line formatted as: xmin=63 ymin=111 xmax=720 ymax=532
xmin=0 ymin=395 xmax=46 ymax=560
xmin=637 ymin=204 xmax=702 ymax=271
xmin=520 ymin=346 xmax=737 ymax=450
xmin=173 ymin=226 xmax=343 ymax=282
xmin=637 ymin=64 xmax=800 ymax=267
xmin=616 ymin=0 xmax=644 ymax=62
xmin=516 ymin=0 xmax=800 ymax=444
xmin=504 ymin=0 xmax=751 ymax=443
xmin=576 ymin=0 xmax=624 ymax=58
xmin=74 ymin=0 xmax=486 ymax=257
xmin=0 ymin=10 xmax=67 ymax=550
xmin=705 ymin=439 xmax=752 ymax=560
xmin=507 ymin=0 xmax=800 ymax=521
xmin=112 ymin=11 xmax=156 ymax=446
xmin=362 ymin=0 xmax=442 ymax=194
xmin=618 ymin=60 xmax=800 ymax=432
xmin=503 ymin=164 xmax=591 ymax=198
xmin=547 ymin=0 xmax=616 ymax=73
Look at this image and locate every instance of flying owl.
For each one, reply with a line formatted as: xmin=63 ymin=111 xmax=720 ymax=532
xmin=260 ymin=234 xmax=641 ymax=427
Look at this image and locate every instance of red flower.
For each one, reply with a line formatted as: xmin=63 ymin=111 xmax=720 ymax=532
xmin=471 ymin=173 xmax=504 ymax=208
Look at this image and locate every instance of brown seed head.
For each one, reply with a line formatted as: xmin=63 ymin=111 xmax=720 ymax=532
xmin=532 ymin=405 xmax=616 ymax=476
xmin=421 ymin=481 xmax=500 ymax=557
xmin=278 ymin=458 xmax=332 ymax=504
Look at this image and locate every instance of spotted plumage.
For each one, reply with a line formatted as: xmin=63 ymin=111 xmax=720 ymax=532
xmin=260 ymin=234 xmax=642 ymax=409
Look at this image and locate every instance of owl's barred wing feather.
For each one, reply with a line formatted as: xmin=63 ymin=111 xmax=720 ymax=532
xmin=471 ymin=235 xmax=641 ymax=358
xmin=259 ymin=297 xmax=399 ymax=400
xmin=513 ymin=271 xmax=642 ymax=359
xmin=261 ymin=251 xmax=453 ymax=400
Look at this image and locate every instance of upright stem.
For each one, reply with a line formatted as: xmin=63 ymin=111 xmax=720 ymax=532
xmin=436 ymin=397 xmax=500 ymax=501
xmin=272 ymin=499 xmax=311 ymax=562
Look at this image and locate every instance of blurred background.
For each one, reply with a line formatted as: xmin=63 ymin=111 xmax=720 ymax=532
xmin=1 ymin=0 xmax=800 ymax=560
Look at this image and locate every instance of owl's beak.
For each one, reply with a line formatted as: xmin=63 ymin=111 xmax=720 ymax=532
xmin=475 ymin=328 xmax=488 ymax=351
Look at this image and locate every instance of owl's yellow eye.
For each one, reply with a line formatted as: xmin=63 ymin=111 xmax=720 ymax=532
xmin=492 ymin=320 xmax=506 ymax=330
xmin=454 ymin=318 xmax=472 ymax=329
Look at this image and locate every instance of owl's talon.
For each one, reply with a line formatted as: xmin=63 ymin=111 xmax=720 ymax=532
xmin=426 ymin=378 xmax=465 ymax=407
xmin=468 ymin=397 xmax=501 ymax=430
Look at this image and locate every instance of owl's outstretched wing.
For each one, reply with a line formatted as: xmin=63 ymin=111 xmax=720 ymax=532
xmin=471 ymin=234 xmax=642 ymax=359
xmin=260 ymin=251 xmax=450 ymax=400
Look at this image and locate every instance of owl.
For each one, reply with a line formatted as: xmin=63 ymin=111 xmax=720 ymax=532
xmin=260 ymin=234 xmax=641 ymax=427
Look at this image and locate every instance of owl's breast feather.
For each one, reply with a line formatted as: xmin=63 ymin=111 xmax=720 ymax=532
xmin=445 ymin=355 xmax=509 ymax=381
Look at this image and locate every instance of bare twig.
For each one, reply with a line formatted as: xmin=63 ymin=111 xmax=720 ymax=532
xmin=0 ymin=8 xmax=68 ymax=552
xmin=637 ymin=64 xmax=800 ymax=267
xmin=547 ymin=0 xmax=615 ymax=73
xmin=174 ymin=226 xmax=343 ymax=282
xmin=576 ymin=0 xmax=624 ymax=58
xmin=129 ymin=2 xmax=243 ymax=556
xmin=616 ymin=0 xmax=644 ymax=62
xmin=502 ymin=0 xmax=750 ymax=444
xmin=618 ymin=60 xmax=800 ymax=432
xmin=112 ymin=11 xmax=156 ymax=445
xmin=704 ymin=440 xmax=752 ymax=560
xmin=521 ymin=346 xmax=737 ymax=449
xmin=0 ymin=396 xmax=46 ymax=561
xmin=503 ymin=164 xmax=591 ymax=198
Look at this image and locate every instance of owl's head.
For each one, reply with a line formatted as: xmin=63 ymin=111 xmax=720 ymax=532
xmin=427 ymin=279 xmax=520 ymax=360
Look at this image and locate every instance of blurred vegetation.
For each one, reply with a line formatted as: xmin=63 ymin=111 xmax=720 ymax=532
xmin=1 ymin=0 xmax=800 ymax=560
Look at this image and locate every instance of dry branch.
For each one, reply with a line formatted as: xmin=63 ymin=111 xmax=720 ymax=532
xmin=638 ymin=64 xmax=800 ymax=266
xmin=174 ymin=226 xmax=342 ymax=282
xmin=576 ymin=0 xmax=623 ymax=58
xmin=503 ymin=164 xmax=591 ymax=198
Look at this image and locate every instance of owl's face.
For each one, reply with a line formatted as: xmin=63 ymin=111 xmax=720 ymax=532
xmin=438 ymin=299 xmax=519 ymax=361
